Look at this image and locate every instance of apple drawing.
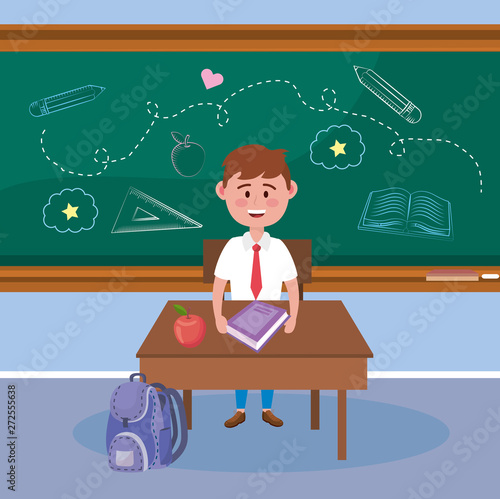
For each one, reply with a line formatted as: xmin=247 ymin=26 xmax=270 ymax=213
xmin=171 ymin=132 xmax=205 ymax=177
xmin=173 ymin=304 xmax=206 ymax=348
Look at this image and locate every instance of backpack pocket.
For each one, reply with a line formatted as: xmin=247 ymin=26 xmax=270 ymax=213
xmin=108 ymin=432 xmax=148 ymax=472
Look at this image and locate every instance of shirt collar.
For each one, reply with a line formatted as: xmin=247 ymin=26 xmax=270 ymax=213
xmin=242 ymin=231 xmax=271 ymax=251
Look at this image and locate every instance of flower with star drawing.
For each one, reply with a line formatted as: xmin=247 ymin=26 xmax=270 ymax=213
xmin=310 ymin=124 xmax=366 ymax=170
xmin=43 ymin=188 xmax=98 ymax=233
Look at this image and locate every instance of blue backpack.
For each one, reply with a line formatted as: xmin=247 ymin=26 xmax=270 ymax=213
xmin=106 ymin=373 xmax=188 ymax=472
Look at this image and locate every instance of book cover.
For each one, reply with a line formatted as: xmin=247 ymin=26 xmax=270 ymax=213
xmin=358 ymin=188 xmax=453 ymax=240
xmin=226 ymin=301 xmax=290 ymax=352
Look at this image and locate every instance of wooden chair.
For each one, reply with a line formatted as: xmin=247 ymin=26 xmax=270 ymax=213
xmin=203 ymin=239 xmax=321 ymax=429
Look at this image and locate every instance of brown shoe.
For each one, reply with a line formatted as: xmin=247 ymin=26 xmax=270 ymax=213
xmin=262 ymin=410 xmax=283 ymax=427
xmin=224 ymin=411 xmax=246 ymax=428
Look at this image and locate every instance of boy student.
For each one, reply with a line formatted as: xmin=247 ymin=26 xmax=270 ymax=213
xmin=213 ymin=145 xmax=300 ymax=428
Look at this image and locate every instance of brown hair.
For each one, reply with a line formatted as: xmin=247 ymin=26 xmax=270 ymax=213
xmin=221 ymin=145 xmax=291 ymax=189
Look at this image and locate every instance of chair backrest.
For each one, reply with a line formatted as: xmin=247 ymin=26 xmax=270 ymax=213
xmin=203 ymin=239 xmax=312 ymax=299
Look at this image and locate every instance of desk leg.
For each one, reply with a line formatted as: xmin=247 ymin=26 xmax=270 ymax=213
xmin=338 ymin=390 xmax=346 ymax=460
xmin=183 ymin=390 xmax=192 ymax=430
xmin=311 ymin=390 xmax=320 ymax=430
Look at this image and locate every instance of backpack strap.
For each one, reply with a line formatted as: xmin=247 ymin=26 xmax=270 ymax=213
xmin=151 ymin=383 xmax=188 ymax=463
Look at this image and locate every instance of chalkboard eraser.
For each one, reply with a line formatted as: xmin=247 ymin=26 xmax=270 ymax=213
xmin=426 ymin=269 xmax=479 ymax=281
xmin=481 ymin=273 xmax=500 ymax=279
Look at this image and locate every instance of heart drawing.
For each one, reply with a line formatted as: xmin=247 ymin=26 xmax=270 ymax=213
xmin=201 ymin=68 xmax=224 ymax=90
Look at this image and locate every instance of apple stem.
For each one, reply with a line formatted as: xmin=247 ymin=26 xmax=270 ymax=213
xmin=186 ymin=307 xmax=191 ymax=319
xmin=184 ymin=135 xmax=190 ymax=148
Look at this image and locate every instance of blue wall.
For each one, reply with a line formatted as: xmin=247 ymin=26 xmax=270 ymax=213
xmin=1 ymin=0 xmax=498 ymax=24
xmin=2 ymin=292 xmax=497 ymax=372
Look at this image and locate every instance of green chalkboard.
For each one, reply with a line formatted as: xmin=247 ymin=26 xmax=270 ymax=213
xmin=1 ymin=51 xmax=499 ymax=265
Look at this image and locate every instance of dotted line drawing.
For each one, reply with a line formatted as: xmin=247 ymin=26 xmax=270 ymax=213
xmin=389 ymin=137 xmax=482 ymax=193
xmin=148 ymin=79 xmax=404 ymax=151
xmin=147 ymin=101 xmax=228 ymax=126
xmin=42 ymin=79 xmax=402 ymax=176
xmin=40 ymin=116 xmax=157 ymax=177
xmin=40 ymin=78 xmax=481 ymax=192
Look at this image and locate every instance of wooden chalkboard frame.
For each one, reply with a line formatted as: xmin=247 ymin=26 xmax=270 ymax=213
xmin=0 ymin=24 xmax=499 ymax=290
xmin=1 ymin=25 xmax=500 ymax=52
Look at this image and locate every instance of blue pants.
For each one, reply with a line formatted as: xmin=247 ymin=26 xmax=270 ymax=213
xmin=236 ymin=390 xmax=273 ymax=410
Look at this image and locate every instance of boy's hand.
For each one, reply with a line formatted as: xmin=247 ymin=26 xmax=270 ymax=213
xmin=215 ymin=316 xmax=228 ymax=334
xmin=284 ymin=316 xmax=296 ymax=334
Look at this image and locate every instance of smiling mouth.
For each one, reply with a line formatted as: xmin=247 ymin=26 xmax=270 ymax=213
xmin=248 ymin=209 xmax=266 ymax=218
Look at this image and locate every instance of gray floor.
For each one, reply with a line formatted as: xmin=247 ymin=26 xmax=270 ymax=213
xmin=2 ymin=378 xmax=499 ymax=498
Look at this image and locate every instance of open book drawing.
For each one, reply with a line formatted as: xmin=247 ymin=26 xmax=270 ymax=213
xmin=358 ymin=188 xmax=453 ymax=240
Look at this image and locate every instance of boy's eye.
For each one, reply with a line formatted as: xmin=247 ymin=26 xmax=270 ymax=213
xmin=263 ymin=191 xmax=269 ymax=198
xmin=245 ymin=191 xmax=250 ymax=198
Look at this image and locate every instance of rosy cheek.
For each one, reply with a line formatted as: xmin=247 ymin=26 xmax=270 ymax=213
xmin=235 ymin=198 xmax=248 ymax=207
xmin=266 ymin=198 xmax=279 ymax=208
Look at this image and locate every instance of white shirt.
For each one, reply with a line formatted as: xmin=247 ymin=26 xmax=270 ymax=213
xmin=214 ymin=232 xmax=298 ymax=300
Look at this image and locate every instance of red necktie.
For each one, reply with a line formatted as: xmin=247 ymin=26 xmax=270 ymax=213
xmin=251 ymin=243 xmax=262 ymax=299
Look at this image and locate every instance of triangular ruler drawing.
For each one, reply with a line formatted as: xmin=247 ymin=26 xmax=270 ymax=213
xmin=132 ymin=207 xmax=159 ymax=222
xmin=111 ymin=187 xmax=203 ymax=234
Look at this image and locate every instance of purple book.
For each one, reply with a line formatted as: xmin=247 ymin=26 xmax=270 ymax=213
xmin=226 ymin=301 xmax=290 ymax=352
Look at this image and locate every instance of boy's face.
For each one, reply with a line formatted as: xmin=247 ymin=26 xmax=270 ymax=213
xmin=216 ymin=173 xmax=297 ymax=228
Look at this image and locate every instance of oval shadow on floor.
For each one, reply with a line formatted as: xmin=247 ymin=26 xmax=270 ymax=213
xmin=74 ymin=393 xmax=449 ymax=472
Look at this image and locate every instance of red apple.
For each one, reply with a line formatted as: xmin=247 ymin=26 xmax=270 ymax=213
xmin=173 ymin=305 xmax=206 ymax=348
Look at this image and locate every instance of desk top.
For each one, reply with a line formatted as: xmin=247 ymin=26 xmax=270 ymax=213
xmin=137 ymin=300 xmax=373 ymax=359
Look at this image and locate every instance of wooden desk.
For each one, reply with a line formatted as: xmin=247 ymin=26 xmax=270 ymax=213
xmin=137 ymin=300 xmax=373 ymax=460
